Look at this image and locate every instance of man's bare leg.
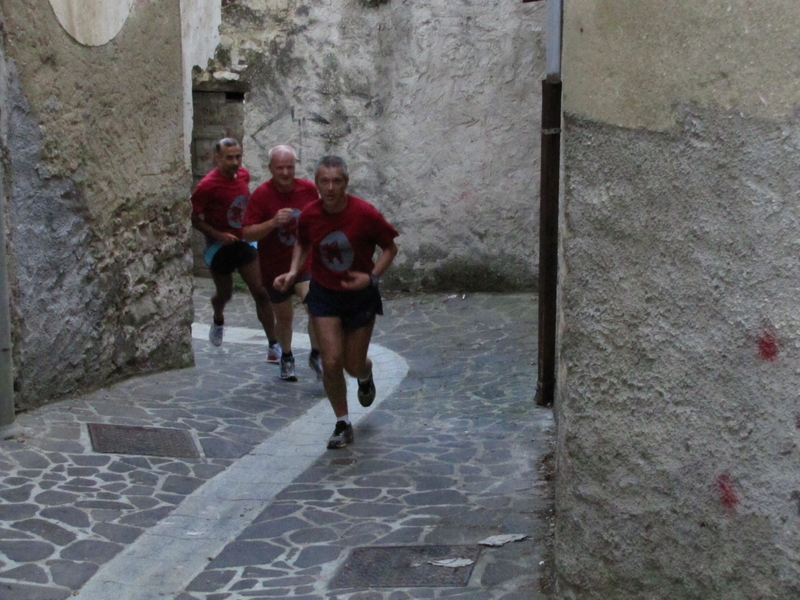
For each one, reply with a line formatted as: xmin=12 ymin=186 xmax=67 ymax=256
xmin=313 ymin=316 xmax=348 ymax=418
xmin=343 ymin=320 xmax=374 ymax=382
xmin=272 ymin=298 xmax=294 ymax=353
xmin=237 ymin=259 xmax=277 ymax=342
xmin=208 ymin=269 xmax=234 ymax=345
xmin=210 ymin=270 xmax=234 ymax=326
xmin=295 ymin=280 xmax=320 ymax=352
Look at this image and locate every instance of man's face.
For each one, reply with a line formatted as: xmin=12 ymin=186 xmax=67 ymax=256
xmin=216 ymin=144 xmax=242 ymax=178
xmin=269 ymin=152 xmax=296 ymax=191
xmin=315 ymin=165 xmax=348 ymax=212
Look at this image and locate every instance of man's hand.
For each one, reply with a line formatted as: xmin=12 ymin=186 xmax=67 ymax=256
xmin=273 ymin=208 xmax=294 ymax=227
xmin=273 ymin=272 xmax=295 ymax=293
xmin=216 ymin=232 xmax=239 ymax=245
xmin=340 ymin=271 xmax=372 ymax=291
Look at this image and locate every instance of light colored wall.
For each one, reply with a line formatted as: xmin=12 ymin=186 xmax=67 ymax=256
xmin=556 ymin=1 xmax=800 ymax=598
xmin=202 ymin=0 xmax=545 ymax=291
xmin=180 ymin=0 xmax=222 ymax=169
xmin=562 ymin=0 xmax=800 ymax=130
xmin=2 ymin=0 xmax=193 ymax=410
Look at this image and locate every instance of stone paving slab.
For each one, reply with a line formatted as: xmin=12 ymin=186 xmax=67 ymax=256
xmin=0 ymin=279 xmax=553 ymax=599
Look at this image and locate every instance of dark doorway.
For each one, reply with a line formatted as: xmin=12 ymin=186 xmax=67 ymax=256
xmin=190 ymin=88 xmax=247 ymax=277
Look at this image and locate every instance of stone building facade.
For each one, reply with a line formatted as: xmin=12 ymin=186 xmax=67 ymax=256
xmin=554 ymin=1 xmax=800 ymax=597
xmin=194 ymin=0 xmax=545 ymax=291
xmin=1 ymin=0 xmax=544 ymax=411
xmin=1 ymin=0 xmax=194 ymax=412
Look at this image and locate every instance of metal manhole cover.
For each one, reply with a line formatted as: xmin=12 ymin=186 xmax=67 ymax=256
xmin=87 ymin=423 xmax=199 ymax=458
xmin=330 ymin=545 xmax=480 ymax=589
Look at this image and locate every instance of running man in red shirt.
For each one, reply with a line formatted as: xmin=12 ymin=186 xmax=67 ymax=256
xmin=274 ymin=156 xmax=399 ymax=449
xmin=242 ymin=145 xmax=322 ymax=382
xmin=190 ymin=138 xmax=279 ymax=358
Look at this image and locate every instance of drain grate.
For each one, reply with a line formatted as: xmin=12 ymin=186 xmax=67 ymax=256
xmin=87 ymin=423 xmax=199 ymax=458
xmin=330 ymin=545 xmax=480 ymax=589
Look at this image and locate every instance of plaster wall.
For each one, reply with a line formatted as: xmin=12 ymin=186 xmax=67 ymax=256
xmin=180 ymin=0 xmax=222 ymax=169
xmin=2 ymin=0 xmax=194 ymax=410
xmin=197 ymin=0 xmax=544 ymax=291
xmin=555 ymin=1 xmax=800 ymax=598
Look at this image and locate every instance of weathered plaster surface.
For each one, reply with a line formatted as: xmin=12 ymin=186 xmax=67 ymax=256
xmin=555 ymin=108 xmax=800 ymax=598
xmin=563 ymin=0 xmax=800 ymax=130
xmin=2 ymin=0 xmax=193 ymax=410
xmin=201 ymin=0 xmax=544 ymax=291
xmin=557 ymin=2 xmax=800 ymax=595
xmin=180 ymin=0 xmax=222 ymax=168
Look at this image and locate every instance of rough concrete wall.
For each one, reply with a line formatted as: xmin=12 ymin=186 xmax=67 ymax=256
xmin=555 ymin=1 xmax=800 ymax=598
xmin=2 ymin=0 xmax=194 ymax=410
xmin=196 ymin=0 xmax=544 ymax=292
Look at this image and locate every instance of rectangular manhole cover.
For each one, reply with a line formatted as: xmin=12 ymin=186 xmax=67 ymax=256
xmin=330 ymin=545 xmax=480 ymax=589
xmin=88 ymin=424 xmax=199 ymax=458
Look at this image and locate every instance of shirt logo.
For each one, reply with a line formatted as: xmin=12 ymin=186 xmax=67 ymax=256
xmin=278 ymin=209 xmax=302 ymax=246
xmin=228 ymin=194 xmax=248 ymax=228
xmin=320 ymin=231 xmax=354 ymax=272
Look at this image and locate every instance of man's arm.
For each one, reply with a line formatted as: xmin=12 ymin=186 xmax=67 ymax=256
xmin=273 ymin=241 xmax=310 ymax=292
xmin=191 ymin=211 xmax=238 ymax=245
xmin=340 ymin=241 xmax=399 ymax=291
xmin=242 ymin=208 xmax=294 ymax=242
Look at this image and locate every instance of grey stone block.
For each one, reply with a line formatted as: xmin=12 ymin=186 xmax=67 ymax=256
xmin=186 ymin=568 xmax=236 ymax=592
xmin=208 ymin=541 xmax=283 ymax=568
xmin=60 ymin=539 xmax=122 ymax=562
xmin=39 ymin=507 xmax=90 ymax=528
xmin=0 ymin=540 xmax=55 ymax=561
xmin=48 ymin=560 xmax=100 ymax=590
xmin=0 ymin=563 xmax=48 ymax=583
xmin=162 ymin=475 xmax=204 ymax=495
xmin=13 ymin=519 xmax=76 ymax=545
xmin=293 ymin=545 xmax=343 ymax=568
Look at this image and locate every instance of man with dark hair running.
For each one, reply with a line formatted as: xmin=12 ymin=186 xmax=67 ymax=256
xmin=274 ymin=155 xmax=399 ymax=449
xmin=190 ymin=138 xmax=280 ymax=360
xmin=242 ymin=144 xmax=322 ymax=382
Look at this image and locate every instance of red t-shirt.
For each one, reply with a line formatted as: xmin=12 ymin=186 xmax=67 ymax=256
xmin=298 ymin=195 xmax=399 ymax=292
xmin=190 ymin=168 xmax=250 ymax=239
xmin=242 ymin=178 xmax=318 ymax=282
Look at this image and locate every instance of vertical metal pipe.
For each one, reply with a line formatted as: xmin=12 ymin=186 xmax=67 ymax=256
xmin=534 ymin=79 xmax=562 ymax=407
xmin=545 ymin=0 xmax=563 ymax=78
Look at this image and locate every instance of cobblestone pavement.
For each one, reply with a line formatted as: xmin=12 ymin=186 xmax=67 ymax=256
xmin=0 ymin=278 xmax=554 ymax=599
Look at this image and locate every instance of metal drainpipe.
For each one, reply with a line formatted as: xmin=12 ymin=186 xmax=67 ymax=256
xmin=533 ymin=0 xmax=563 ymax=407
xmin=0 ymin=192 xmax=14 ymax=428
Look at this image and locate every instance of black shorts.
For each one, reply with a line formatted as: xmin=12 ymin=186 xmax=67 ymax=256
xmin=304 ymin=280 xmax=383 ymax=331
xmin=267 ymin=272 xmax=311 ymax=304
xmin=208 ymin=241 xmax=257 ymax=276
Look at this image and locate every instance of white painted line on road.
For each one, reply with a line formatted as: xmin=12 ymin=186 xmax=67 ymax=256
xmin=73 ymin=327 xmax=408 ymax=600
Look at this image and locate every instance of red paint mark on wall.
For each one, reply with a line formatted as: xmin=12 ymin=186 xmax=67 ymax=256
xmin=757 ymin=332 xmax=778 ymax=361
xmin=717 ymin=473 xmax=739 ymax=511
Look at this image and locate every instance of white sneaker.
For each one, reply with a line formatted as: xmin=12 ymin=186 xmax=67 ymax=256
xmin=280 ymin=356 xmax=297 ymax=382
xmin=209 ymin=323 xmax=224 ymax=346
xmin=308 ymin=353 xmax=323 ymax=381
xmin=267 ymin=342 xmax=282 ymax=364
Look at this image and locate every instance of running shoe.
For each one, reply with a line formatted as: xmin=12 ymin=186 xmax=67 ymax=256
xmin=357 ymin=370 xmax=376 ymax=407
xmin=308 ymin=353 xmax=323 ymax=381
xmin=280 ymin=356 xmax=297 ymax=382
xmin=209 ymin=322 xmax=224 ymax=346
xmin=327 ymin=420 xmax=354 ymax=449
xmin=267 ymin=342 xmax=282 ymax=364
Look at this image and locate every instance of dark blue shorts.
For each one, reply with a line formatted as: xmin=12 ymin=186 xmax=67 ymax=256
xmin=267 ymin=272 xmax=311 ymax=304
xmin=304 ymin=280 xmax=383 ymax=331
xmin=208 ymin=241 xmax=257 ymax=276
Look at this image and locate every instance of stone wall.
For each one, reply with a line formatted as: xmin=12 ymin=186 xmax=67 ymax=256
xmin=555 ymin=1 xmax=800 ymax=598
xmin=195 ymin=0 xmax=545 ymax=292
xmin=2 ymin=0 xmax=194 ymax=411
